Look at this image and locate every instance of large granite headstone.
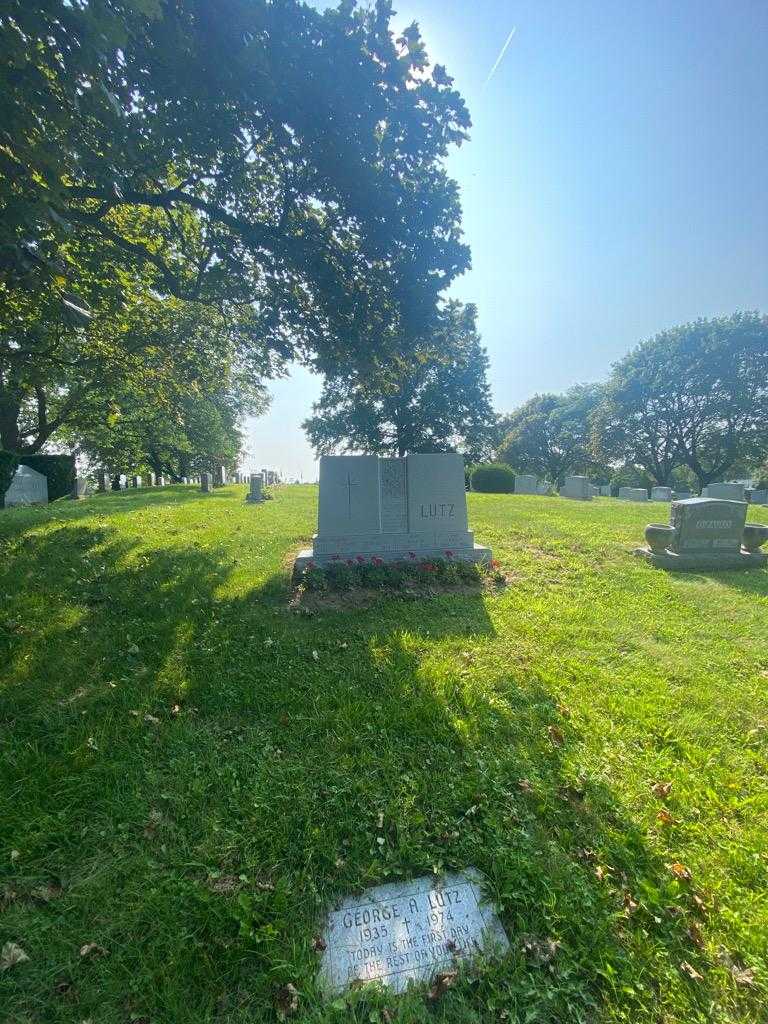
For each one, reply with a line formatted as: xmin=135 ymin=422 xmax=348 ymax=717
xmin=514 ymin=474 xmax=538 ymax=495
xmin=635 ymin=497 xmax=768 ymax=570
xmin=618 ymin=487 xmax=648 ymax=502
xmin=295 ymin=454 xmax=491 ymax=572
xmin=317 ymin=870 xmax=509 ymax=996
xmin=703 ymin=483 xmax=745 ymax=501
xmin=561 ymin=476 xmax=591 ymax=501
xmin=4 ymin=465 xmax=48 ymax=507
xmin=246 ymin=473 xmax=264 ymax=503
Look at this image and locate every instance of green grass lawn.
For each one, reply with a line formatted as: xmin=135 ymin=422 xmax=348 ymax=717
xmin=2 ymin=485 xmax=767 ymax=1023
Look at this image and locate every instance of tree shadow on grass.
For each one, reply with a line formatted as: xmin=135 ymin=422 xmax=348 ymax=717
xmin=0 ymin=523 xmax=739 ymax=1024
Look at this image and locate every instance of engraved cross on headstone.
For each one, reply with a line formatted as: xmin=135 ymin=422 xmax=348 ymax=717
xmin=339 ymin=471 xmax=357 ymax=519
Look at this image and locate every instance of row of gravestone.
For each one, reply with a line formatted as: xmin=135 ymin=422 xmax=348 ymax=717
xmin=3 ymin=463 xmax=280 ymax=508
xmin=513 ymin=474 xmax=766 ymax=504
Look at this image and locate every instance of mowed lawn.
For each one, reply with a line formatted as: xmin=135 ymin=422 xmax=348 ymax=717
xmin=2 ymin=485 xmax=767 ymax=1024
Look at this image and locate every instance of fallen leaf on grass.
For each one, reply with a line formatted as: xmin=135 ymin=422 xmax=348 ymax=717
xmin=31 ymin=882 xmax=63 ymax=902
xmin=652 ymin=781 xmax=672 ymax=799
xmin=208 ymin=875 xmax=240 ymax=894
xmin=517 ymin=778 xmax=533 ymax=793
xmin=686 ymin=922 xmax=705 ymax=947
xmin=311 ymin=935 xmax=327 ymax=952
xmin=670 ymin=862 xmax=692 ymax=882
xmin=521 ymin=935 xmax=560 ymax=967
xmin=1 ymin=942 xmax=29 ymax=971
xmin=556 ymin=703 xmax=571 ymax=718
xmin=622 ymin=892 xmax=639 ymax=916
xmin=274 ymin=982 xmax=299 ymax=1018
xmin=143 ymin=714 xmax=160 ymax=725
xmin=691 ymin=894 xmax=708 ymax=914
xmin=731 ymin=965 xmax=757 ymax=987
xmin=79 ymin=942 xmax=108 ymax=960
xmin=657 ymin=809 xmax=676 ymax=825
xmin=427 ymin=969 xmax=458 ymax=1001
xmin=680 ymin=960 xmax=703 ymax=981
xmin=547 ymin=724 xmax=564 ymax=747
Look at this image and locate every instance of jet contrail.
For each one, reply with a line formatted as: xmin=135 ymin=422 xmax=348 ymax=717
xmin=483 ymin=25 xmax=516 ymax=87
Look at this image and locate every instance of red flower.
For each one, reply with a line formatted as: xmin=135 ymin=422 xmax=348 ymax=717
xmin=490 ymin=559 xmax=500 ymax=569
xmin=356 ymin=555 xmax=365 ymax=564
xmin=372 ymin=556 xmax=384 ymax=566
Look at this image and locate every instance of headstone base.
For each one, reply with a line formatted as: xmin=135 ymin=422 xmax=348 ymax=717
xmin=294 ymin=539 xmax=492 ymax=575
xmin=634 ymin=547 xmax=767 ymax=571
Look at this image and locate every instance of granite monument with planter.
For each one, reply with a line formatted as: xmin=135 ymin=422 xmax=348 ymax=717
xmin=294 ymin=453 xmax=491 ymax=574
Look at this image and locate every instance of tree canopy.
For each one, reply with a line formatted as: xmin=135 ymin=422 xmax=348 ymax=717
xmin=497 ymin=385 xmax=604 ymax=484
xmin=591 ymin=312 xmax=768 ymax=487
xmin=1 ymin=0 xmax=471 ymax=372
xmin=303 ymin=301 xmax=496 ymax=459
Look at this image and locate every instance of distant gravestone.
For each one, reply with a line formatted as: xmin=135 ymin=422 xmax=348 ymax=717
xmin=72 ymin=477 xmax=88 ymax=499
xmin=636 ymin=497 xmax=768 ymax=569
xmin=703 ymin=483 xmax=745 ymax=501
xmin=750 ymin=488 xmax=768 ymax=504
xmin=4 ymin=465 xmax=48 ymax=507
xmin=317 ymin=870 xmax=509 ymax=996
xmin=214 ymin=466 xmax=226 ymax=487
xmin=589 ymin=484 xmax=599 ymax=497
xmin=599 ymin=485 xmax=612 ymax=497
xmin=651 ymin=486 xmax=672 ymax=501
xmin=97 ymin=469 xmax=108 ymax=493
xmin=295 ymin=454 xmax=491 ymax=573
xmin=561 ymin=476 xmax=591 ymax=501
xmin=672 ymin=490 xmax=692 ymax=500
xmin=201 ymin=472 xmax=211 ymax=493
xmin=514 ymin=474 xmax=538 ymax=495
xmin=246 ymin=473 xmax=264 ymax=503
xmin=132 ymin=475 xmax=142 ymax=488
xmin=618 ymin=487 xmax=648 ymax=501
xmin=157 ymin=475 xmax=165 ymax=486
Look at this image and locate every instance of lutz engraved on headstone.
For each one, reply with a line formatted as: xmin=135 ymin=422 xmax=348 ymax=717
xmin=317 ymin=870 xmax=509 ymax=996
xmin=651 ymin=486 xmax=672 ymax=501
xmin=514 ymin=474 xmax=538 ymax=495
xmin=246 ymin=473 xmax=264 ymax=503
xmin=635 ymin=497 xmax=768 ymax=570
xmin=561 ymin=476 xmax=591 ymax=500
xmin=4 ymin=465 xmax=48 ymax=507
xmin=296 ymin=453 xmax=490 ymax=572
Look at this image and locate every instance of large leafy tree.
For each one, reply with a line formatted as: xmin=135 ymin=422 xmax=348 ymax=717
xmin=591 ymin=312 xmax=768 ymax=488
xmin=1 ymin=0 xmax=471 ymax=369
xmin=303 ymin=301 xmax=496 ymax=459
xmin=497 ymin=385 xmax=605 ymax=485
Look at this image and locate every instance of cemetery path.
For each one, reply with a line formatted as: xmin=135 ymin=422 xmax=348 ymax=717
xmin=1 ymin=486 xmax=767 ymax=1022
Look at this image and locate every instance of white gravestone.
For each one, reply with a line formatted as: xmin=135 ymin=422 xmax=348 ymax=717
xmin=561 ymin=476 xmax=592 ymax=500
xmin=4 ymin=465 xmax=48 ymax=507
xmin=132 ymin=475 xmax=142 ymax=488
xmin=317 ymin=870 xmax=509 ymax=996
xmin=514 ymin=474 xmax=538 ymax=495
xmin=295 ymin=454 xmax=491 ymax=571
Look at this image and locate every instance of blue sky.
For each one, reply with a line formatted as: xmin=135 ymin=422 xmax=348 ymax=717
xmin=245 ymin=0 xmax=768 ymax=480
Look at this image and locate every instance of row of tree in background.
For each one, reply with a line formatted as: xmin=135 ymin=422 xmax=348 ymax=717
xmin=304 ymin=311 xmax=768 ymax=492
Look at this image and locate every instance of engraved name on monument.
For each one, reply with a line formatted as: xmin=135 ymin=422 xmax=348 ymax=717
xmin=318 ymin=870 xmax=509 ymax=996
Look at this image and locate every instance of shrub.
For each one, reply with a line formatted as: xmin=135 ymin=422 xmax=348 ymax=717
xmin=0 ymin=451 xmax=19 ymax=507
xmin=470 ymin=463 xmax=515 ymax=493
xmin=16 ymin=454 xmax=76 ymax=501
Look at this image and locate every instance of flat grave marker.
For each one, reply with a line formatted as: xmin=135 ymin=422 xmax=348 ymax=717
xmin=317 ymin=870 xmax=509 ymax=996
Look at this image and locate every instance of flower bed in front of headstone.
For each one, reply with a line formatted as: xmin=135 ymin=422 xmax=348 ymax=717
xmin=291 ymin=552 xmax=506 ymax=608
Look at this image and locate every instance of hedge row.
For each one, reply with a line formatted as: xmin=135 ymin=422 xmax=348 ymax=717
xmin=470 ymin=463 xmax=516 ymax=493
xmin=0 ymin=452 xmax=75 ymax=506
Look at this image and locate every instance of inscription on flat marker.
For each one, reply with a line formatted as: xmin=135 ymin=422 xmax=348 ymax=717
xmin=318 ymin=870 xmax=509 ymax=995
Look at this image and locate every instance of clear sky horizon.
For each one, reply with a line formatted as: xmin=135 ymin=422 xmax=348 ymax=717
xmin=244 ymin=0 xmax=768 ymax=481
